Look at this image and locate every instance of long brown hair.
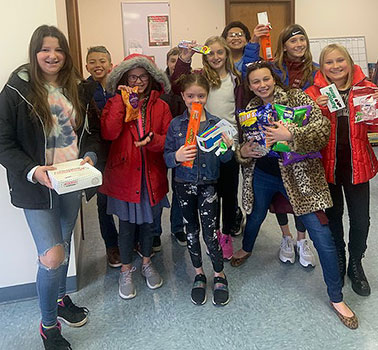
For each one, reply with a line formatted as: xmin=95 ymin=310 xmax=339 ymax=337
xmin=274 ymin=24 xmax=316 ymax=88
xmin=244 ymin=61 xmax=286 ymax=102
xmin=202 ymin=36 xmax=240 ymax=89
xmin=319 ymin=44 xmax=354 ymax=90
xmin=28 ymin=25 xmax=82 ymax=133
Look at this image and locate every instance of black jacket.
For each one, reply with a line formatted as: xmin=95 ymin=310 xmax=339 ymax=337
xmin=0 ymin=66 xmax=101 ymax=209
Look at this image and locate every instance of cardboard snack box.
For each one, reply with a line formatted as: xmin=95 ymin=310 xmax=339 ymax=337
xmin=47 ymin=159 xmax=102 ymax=195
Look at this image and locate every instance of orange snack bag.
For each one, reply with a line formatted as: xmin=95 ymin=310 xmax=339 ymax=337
xmin=182 ymin=102 xmax=203 ymax=168
xmin=121 ymin=86 xmax=139 ymax=122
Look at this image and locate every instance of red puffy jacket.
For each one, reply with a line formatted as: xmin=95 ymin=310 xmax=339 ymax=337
xmin=99 ymin=90 xmax=171 ymax=205
xmin=305 ymin=65 xmax=378 ymax=184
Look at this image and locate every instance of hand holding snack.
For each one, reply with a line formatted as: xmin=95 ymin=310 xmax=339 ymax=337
xmin=33 ymin=165 xmax=56 ymax=189
xmin=251 ymin=24 xmax=270 ymax=43
xmin=120 ymin=86 xmax=139 ymax=122
xmin=240 ymin=140 xmax=265 ymax=159
xmin=178 ymin=40 xmax=199 ymax=62
xmin=265 ymin=121 xmax=293 ymax=145
xmin=80 ymin=156 xmax=94 ymax=167
xmin=175 ymin=144 xmax=197 ymax=162
xmin=316 ymin=95 xmax=329 ymax=107
xmin=178 ymin=40 xmax=210 ymax=56
xmin=221 ymin=133 xmax=234 ymax=149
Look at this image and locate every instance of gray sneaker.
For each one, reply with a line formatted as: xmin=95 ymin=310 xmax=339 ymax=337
xmin=279 ymin=236 xmax=295 ymax=264
xmin=296 ymin=239 xmax=316 ymax=267
xmin=119 ymin=267 xmax=136 ymax=299
xmin=141 ymin=262 xmax=163 ymax=289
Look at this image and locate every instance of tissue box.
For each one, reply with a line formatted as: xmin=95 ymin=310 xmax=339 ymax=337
xmin=47 ymin=159 xmax=102 ymax=194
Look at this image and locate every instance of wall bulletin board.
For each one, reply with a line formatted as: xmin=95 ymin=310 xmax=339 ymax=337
xmin=309 ymin=36 xmax=369 ymax=77
xmin=121 ymin=2 xmax=171 ymax=69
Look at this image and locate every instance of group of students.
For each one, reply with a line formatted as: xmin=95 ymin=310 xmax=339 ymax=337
xmin=0 ymin=18 xmax=377 ymax=349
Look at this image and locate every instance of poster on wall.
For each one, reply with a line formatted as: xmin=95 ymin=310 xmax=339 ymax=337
xmin=147 ymin=15 xmax=170 ymax=47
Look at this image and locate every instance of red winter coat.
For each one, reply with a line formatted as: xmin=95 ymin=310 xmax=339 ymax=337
xmin=305 ymin=65 xmax=378 ymax=184
xmin=99 ymin=90 xmax=171 ymax=205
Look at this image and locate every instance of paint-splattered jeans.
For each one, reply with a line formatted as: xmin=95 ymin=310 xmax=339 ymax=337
xmin=24 ymin=190 xmax=82 ymax=326
xmin=174 ymin=182 xmax=224 ymax=273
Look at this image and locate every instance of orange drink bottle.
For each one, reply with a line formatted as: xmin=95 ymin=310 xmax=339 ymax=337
xmin=182 ymin=102 xmax=203 ymax=168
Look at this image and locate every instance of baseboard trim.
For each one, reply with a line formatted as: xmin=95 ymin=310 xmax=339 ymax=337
xmin=0 ymin=276 xmax=77 ymax=304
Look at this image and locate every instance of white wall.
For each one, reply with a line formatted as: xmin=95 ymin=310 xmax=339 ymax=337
xmin=77 ymin=0 xmax=225 ymax=75
xmin=296 ymin=0 xmax=377 ymax=63
xmin=0 ymin=0 xmax=77 ymax=290
xmin=77 ymin=0 xmax=378 ymax=78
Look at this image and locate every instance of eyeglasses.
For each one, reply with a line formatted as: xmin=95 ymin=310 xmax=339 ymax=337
xmin=127 ymin=74 xmax=149 ymax=83
xmin=227 ymin=32 xmax=245 ymax=38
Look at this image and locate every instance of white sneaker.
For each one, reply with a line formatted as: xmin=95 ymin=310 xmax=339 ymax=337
xmin=279 ymin=236 xmax=295 ymax=264
xmin=296 ymin=239 xmax=316 ymax=267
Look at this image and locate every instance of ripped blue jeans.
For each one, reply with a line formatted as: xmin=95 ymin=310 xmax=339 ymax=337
xmin=24 ymin=190 xmax=82 ymax=326
xmin=174 ymin=182 xmax=224 ymax=273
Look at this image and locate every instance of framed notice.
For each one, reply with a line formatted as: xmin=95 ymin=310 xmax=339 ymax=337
xmin=121 ymin=2 xmax=171 ymax=69
xmin=147 ymin=15 xmax=169 ymax=47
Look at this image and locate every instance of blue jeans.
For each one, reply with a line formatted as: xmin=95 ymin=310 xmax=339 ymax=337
xmin=97 ymin=191 xmax=118 ymax=248
xmin=243 ymin=167 xmax=343 ymax=302
xmin=24 ymin=190 xmax=82 ymax=326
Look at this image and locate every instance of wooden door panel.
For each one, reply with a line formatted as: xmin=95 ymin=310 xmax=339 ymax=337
xmin=227 ymin=1 xmax=294 ymax=57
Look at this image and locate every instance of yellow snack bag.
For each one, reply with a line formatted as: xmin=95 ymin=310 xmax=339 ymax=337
xmin=121 ymin=86 xmax=139 ymax=122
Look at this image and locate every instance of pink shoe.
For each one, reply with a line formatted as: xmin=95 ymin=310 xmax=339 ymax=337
xmin=218 ymin=231 xmax=233 ymax=261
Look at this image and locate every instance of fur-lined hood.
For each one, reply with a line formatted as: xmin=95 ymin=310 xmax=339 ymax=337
xmin=106 ymin=54 xmax=171 ymax=95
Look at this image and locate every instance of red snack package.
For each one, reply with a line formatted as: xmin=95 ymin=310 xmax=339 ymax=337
xmin=353 ymin=86 xmax=378 ymax=124
xmin=182 ymin=103 xmax=203 ymax=168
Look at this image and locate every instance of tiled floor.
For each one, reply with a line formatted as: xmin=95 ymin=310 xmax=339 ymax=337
xmin=1 ymin=173 xmax=378 ymax=350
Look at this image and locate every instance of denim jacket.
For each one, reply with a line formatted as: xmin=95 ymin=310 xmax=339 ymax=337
xmin=164 ymin=109 xmax=233 ymax=183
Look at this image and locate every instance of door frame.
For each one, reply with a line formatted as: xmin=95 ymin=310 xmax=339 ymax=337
xmin=225 ymin=0 xmax=295 ymax=25
xmin=65 ymin=0 xmax=83 ymax=75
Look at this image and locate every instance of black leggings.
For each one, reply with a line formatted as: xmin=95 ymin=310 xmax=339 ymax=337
xmin=118 ymin=221 xmax=154 ymax=264
xmin=275 ymin=213 xmax=306 ymax=233
xmin=216 ymin=155 xmax=240 ymax=235
xmin=175 ymin=182 xmax=224 ymax=273
xmin=326 ymin=181 xmax=370 ymax=258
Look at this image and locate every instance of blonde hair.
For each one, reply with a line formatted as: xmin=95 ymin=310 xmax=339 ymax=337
xmin=274 ymin=24 xmax=316 ymax=88
xmin=202 ymin=36 xmax=240 ymax=89
xmin=319 ymin=44 xmax=354 ymax=90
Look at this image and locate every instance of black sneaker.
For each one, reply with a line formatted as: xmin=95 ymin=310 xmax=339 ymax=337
xmin=57 ymin=295 xmax=89 ymax=327
xmin=231 ymin=207 xmax=245 ymax=236
xmin=191 ymin=274 xmax=207 ymax=305
xmin=40 ymin=322 xmax=72 ymax=350
xmin=213 ymin=276 xmax=230 ymax=306
xmin=152 ymin=236 xmax=162 ymax=252
xmin=172 ymin=231 xmax=187 ymax=246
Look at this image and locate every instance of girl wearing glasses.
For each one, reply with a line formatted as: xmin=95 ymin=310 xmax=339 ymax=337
xmin=99 ymin=54 xmax=172 ymax=299
xmin=221 ymin=21 xmax=269 ymax=74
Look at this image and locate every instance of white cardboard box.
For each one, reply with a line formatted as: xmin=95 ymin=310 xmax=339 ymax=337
xmin=47 ymin=159 xmax=102 ymax=194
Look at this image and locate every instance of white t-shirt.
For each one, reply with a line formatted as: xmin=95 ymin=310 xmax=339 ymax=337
xmin=206 ymin=73 xmax=238 ymax=144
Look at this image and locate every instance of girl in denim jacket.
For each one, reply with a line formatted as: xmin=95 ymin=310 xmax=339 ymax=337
xmin=164 ymin=73 xmax=233 ymax=306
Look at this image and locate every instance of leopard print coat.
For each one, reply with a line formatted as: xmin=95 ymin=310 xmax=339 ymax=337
xmin=235 ymin=86 xmax=332 ymax=216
